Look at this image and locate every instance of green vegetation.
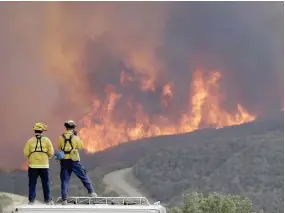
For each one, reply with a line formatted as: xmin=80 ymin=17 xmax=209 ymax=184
xmin=168 ymin=192 xmax=265 ymax=213
xmin=133 ymin=121 xmax=283 ymax=213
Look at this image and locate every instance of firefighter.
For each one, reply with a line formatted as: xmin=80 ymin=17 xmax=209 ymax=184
xmin=23 ymin=122 xmax=54 ymax=205
xmin=56 ymin=120 xmax=97 ymax=205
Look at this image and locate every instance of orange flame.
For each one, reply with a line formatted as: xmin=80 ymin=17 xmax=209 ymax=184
xmin=162 ymin=83 xmax=173 ymax=107
xmin=79 ymin=70 xmax=256 ymax=153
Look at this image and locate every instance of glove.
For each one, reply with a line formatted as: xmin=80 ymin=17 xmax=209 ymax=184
xmin=73 ymin=130 xmax=78 ymax=135
xmin=55 ymin=151 xmax=65 ymax=160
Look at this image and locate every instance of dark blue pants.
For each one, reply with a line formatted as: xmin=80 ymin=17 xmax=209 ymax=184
xmin=28 ymin=167 xmax=52 ymax=202
xmin=60 ymin=159 xmax=94 ymax=200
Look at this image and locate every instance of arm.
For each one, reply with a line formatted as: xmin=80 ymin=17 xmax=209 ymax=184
xmin=46 ymin=138 xmax=54 ymax=158
xmin=23 ymin=141 xmax=30 ymax=158
xmin=57 ymin=136 xmax=63 ymax=150
xmin=75 ymin=136 xmax=84 ymax=150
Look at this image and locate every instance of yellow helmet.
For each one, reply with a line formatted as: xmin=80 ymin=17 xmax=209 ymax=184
xmin=33 ymin=122 xmax=48 ymax=131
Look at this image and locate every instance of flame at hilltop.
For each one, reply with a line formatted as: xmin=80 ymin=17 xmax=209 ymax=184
xmin=79 ymin=70 xmax=256 ymax=153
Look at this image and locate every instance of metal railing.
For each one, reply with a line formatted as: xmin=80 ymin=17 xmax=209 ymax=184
xmin=55 ymin=196 xmax=151 ymax=206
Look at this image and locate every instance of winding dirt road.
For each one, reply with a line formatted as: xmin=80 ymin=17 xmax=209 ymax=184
xmin=103 ymin=167 xmax=154 ymax=202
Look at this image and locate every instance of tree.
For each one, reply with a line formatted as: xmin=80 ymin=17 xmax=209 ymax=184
xmin=168 ymin=192 xmax=265 ymax=213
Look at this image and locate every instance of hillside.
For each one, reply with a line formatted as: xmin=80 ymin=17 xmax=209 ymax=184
xmin=133 ymin=119 xmax=283 ymax=213
xmin=0 ymin=112 xmax=283 ymax=209
xmin=82 ymin=111 xmax=283 ymax=169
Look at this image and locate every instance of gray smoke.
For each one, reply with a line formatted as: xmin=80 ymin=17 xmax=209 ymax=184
xmin=162 ymin=2 xmax=283 ymax=114
xmin=81 ymin=1 xmax=283 ymax=116
xmin=0 ymin=2 xmax=282 ymax=169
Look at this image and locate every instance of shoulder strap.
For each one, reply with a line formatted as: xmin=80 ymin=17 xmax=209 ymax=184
xmin=29 ymin=135 xmax=47 ymax=156
xmin=62 ymin=134 xmax=74 ymax=153
xmin=35 ymin=135 xmax=43 ymax=152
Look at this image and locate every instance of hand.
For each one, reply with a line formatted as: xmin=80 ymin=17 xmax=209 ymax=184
xmin=73 ymin=130 xmax=78 ymax=135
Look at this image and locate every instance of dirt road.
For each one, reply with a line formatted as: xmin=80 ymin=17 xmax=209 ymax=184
xmin=0 ymin=192 xmax=41 ymax=212
xmin=103 ymin=167 xmax=154 ymax=202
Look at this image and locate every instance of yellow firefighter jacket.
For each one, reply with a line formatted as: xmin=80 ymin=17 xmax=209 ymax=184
xmin=57 ymin=130 xmax=83 ymax=160
xmin=23 ymin=134 xmax=54 ymax=168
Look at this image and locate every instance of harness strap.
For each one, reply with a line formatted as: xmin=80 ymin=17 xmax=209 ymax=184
xmin=61 ymin=134 xmax=74 ymax=154
xmin=29 ymin=135 xmax=48 ymax=156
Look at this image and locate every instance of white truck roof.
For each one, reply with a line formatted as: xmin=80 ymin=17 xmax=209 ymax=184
xmin=11 ymin=197 xmax=167 ymax=213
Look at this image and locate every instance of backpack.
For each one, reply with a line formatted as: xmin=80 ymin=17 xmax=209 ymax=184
xmin=61 ymin=134 xmax=79 ymax=161
xmin=61 ymin=134 xmax=74 ymax=154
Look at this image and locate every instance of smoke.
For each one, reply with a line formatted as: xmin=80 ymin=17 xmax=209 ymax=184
xmin=162 ymin=2 xmax=283 ymax=114
xmin=78 ymin=1 xmax=283 ymax=120
xmin=0 ymin=2 xmax=282 ymax=169
xmin=0 ymin=3 xmax=59 ymax=169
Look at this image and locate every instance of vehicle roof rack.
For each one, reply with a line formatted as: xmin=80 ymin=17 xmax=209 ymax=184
xmin=55 ymin=197 xmax=151 ymax=206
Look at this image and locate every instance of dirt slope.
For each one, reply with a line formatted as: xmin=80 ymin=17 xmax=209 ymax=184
xmin=0 ymin=192 xmax=41 ymax=212
xmin=103 ymin=168 xmax=154 ymax=203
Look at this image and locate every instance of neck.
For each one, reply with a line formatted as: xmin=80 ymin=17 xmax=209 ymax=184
xmin=35 ymin=133 xmax=42 ymax=138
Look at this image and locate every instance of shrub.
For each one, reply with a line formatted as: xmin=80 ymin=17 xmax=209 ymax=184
xmin=168 ymin=192 xmax=265 ymax=213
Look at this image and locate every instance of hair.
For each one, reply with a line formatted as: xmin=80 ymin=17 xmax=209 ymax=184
xmin=34 ymin=130 xmax=43 ymax=134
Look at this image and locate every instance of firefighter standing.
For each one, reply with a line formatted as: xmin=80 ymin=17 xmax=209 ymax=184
xmin=56 ymin=120 xmax=97 ymax=205
xmin=23 ymin=122 xmax=54 ymax=205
